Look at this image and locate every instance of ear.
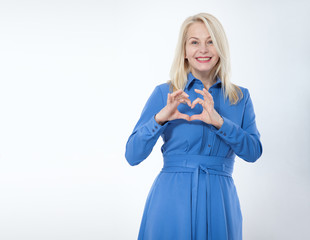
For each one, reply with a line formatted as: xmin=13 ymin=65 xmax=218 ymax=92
xmin=184 ymin=47 xmax=188 ymax=59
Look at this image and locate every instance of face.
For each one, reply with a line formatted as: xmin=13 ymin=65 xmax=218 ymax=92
xmin=185 ymin=21 xmax=219 ymax=78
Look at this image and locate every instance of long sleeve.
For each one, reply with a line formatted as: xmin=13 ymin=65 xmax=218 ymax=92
xmin=125 ymin=85 xmax=168 ymax=166
xmin=211 ymin=88 xmax=263 ymax=162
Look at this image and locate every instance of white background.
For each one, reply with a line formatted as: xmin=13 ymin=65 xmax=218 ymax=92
xmin=0 ymin=0 xmax=309 ymax=239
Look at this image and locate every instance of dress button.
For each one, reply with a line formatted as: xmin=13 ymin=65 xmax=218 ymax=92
xmin=209 ymin=90 xmax=212 ymax=93
xmin=208 ymin=144 xmax=211 ymax=147
xmin=155 ymin=126 xmax=158 ymax=129
xmin=223 ymin=133 xmax=226 ymax=136
xmin=220 ymin=131 xmax=223 ymax=134
xmin=152 ymin=129 xmax=155 ymax=132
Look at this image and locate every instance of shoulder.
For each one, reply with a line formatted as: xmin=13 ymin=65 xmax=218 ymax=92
xmin=235 ymin=84 xmax=249 ymax=95
xmin=232 ymin=84 xmax=250 ymax=103
xmin=152 ymin=82 xmax=171 ymax=96
xmin=145 ymin=82 xmax=170 ymax=104
xmin=155 ymin=82 xmax=171 ymax=91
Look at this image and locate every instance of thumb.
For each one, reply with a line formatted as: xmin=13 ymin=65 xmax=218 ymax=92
xmin=189 ymin=114 xmax=202 ymax=121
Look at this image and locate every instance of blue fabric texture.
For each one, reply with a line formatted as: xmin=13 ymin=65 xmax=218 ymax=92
xmin=125 ymin=72 xmax=263 ymax=240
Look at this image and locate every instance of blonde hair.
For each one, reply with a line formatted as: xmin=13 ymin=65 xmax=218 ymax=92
xmin=169 ymin=13 xmax=243 ymax=104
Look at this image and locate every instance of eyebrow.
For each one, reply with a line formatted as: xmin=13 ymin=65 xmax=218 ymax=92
xmin=188 ymin=36 xmax=211 ymax=41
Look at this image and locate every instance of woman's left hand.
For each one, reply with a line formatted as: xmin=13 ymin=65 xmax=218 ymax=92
xmin=190 ymin=88 xmax=224 ymax=129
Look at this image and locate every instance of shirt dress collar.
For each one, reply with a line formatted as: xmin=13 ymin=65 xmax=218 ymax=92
xmin=186 ymin=72 xmax=222 ymax=90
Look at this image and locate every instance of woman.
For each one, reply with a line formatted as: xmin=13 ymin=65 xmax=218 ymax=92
xmin=125 ymin=12 xmax=262 ymax=240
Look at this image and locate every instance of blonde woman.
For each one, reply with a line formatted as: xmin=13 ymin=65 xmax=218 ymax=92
xmin=125 ymin=12 xmax=262 ymax=240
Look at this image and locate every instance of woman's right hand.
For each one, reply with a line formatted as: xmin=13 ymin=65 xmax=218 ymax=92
xmin=155 ymin=89 xmax=192 ymax=125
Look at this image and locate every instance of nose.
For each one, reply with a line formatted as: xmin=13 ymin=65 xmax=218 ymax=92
xmin=199 ymin=44 xmax=209 ymax=53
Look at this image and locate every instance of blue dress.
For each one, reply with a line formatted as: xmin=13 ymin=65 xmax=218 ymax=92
xmin=125 ymin=72 xmax=263 ymax=240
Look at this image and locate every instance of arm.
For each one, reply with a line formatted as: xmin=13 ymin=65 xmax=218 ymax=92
xmin=125 ymin=86 xmax=167 ymax=166
xmin=212 ymin=89 xmax=263 ymax=162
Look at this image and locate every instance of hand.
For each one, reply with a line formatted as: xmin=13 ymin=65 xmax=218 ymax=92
xmin=190 ymin=88 xmax=224 ymax=129
xmin=155 ymin=89 xmax=192 ymax=124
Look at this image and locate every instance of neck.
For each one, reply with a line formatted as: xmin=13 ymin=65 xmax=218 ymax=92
xmin=191 ymin=70 xmax=216 ymax=90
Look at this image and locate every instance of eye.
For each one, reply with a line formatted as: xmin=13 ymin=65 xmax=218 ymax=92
xmin=207 ymin=40 xmax=213 ymax=45
xmin=191 ymin=40 xmax=199 ymax=45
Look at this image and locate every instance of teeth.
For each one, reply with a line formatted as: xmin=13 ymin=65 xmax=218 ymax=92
xmin=197 ymin=57 xmax=211 ymax=61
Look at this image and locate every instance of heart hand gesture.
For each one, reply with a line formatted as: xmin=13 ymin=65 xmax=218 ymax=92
xmin=155 ymin=89 xmax=192 ymax=124
xmin=155 ymin=88 xmax=223 ymax=129
xmin=190 ymin=88 xmax=223 ymax=129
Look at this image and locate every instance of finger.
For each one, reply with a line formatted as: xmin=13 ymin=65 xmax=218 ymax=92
xmin=190 ymin=114 xmax=202 ymax=121
xmin=178 ymin=97 xmax=191 ymax=105
xmin=202 ymin=88 xmax=214 ymax=101
xmin=194 ymin=89 xmax=207 ymax=99
xmin=196 ymin=88 xmax=214 ymax=102
xmin=168 ymin=92 xmax=186 ymax=103
xmin=167 ymin=93 xmax=173 ymax=103
xmin=178 ymin=95 xmax=192 ymax=107
xmin=178 ymin=98 xmax=185 ymax=103
xmin=168 ymin=90 xmax=182 ymax=102
xmin=183 ymin=98 xmax=192 ymax=107
xmin=173 ymin=92 xmax=190 ymax=104
xmin=202 ymin=88 xmax=210 ymax=94
xmin=204 ymin=93 xmax=214 ymax=107
xmin=171 ymin=89 xmax=187 ymax=99
xmin=176 ymin=93 xmax=190 ymax=103
xmin=191 ymin=98 xmax=204 ymax=109
xmin=177 ymin=113 xmax=191 ymax=121
xmin=178 ymin=94 xmax=189 ymax=101
xmin=195 ymin=89 xmax=214 ymax=105
xmin=180 ymin=91 xmax=190 ymax=97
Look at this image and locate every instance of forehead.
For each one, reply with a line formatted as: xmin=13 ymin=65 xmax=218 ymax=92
xmin=186 ymin=21 xmax=210 ymax=39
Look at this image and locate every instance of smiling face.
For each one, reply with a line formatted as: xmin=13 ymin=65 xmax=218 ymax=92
xmin=185 ymin=21 xmax=219 ymax=79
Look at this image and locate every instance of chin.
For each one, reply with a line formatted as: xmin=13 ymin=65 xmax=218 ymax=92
xmin=197 ymin=67 xmax=213 ymax=73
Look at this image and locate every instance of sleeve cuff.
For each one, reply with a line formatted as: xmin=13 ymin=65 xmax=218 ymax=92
xmin=210 ymin=116 xmax=233 ymax=138
xmin=144 ymin=115 xmax=168 ymax=136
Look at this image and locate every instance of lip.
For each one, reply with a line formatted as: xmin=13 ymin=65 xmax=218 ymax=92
xmin=196 ymin=56 xmax=212 ymax=63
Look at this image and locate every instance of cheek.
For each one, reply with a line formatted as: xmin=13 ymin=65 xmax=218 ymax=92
xmin=185 ymin=46 xmax=194 ymax=58
xmin=211 ymin=48 xmax=219 ymax=59
xmin=213 ymin=54 xmax=219 ymax=62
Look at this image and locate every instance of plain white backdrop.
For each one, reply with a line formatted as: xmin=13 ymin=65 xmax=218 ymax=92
xmin=0 ymin=0 xmax=309 ymax=239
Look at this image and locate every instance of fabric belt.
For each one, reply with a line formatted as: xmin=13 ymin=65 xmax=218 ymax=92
xmin=161 ymin=154 xmax=235 ymax=240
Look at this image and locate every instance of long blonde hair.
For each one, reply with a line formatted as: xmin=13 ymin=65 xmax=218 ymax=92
xmin=169 ymin=13 xmax=243 ymax=104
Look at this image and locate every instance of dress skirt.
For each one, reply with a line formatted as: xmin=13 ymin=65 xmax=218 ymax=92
xmin=137 ymin=155 xmax=243 ymax=240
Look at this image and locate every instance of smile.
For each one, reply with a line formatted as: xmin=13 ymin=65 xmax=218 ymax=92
xmin=196 ymin=57 xmax=212 ymax=62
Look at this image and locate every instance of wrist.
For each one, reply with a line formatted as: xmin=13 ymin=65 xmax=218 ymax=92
xmin=213 ymin=115 xmax=224 ymax=129
xmin=155 ymin=113 xmax=167 ymax=126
